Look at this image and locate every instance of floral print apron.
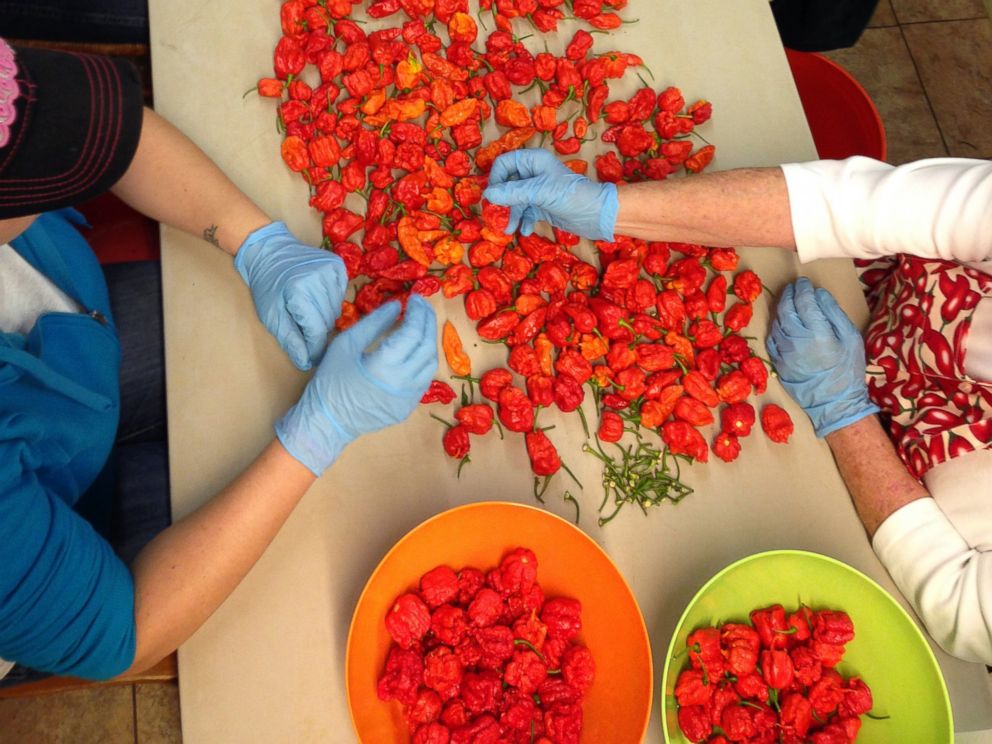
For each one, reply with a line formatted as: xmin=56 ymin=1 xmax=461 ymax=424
xmin=858 ymin=255 xmax=992 ymax=479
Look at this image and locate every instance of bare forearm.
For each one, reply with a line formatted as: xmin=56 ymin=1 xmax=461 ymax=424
xmin=825 ymin=416 xmax=930 ymax=538
xmin=111 ymin=107 xmax=269 ymax=255
xmin=124 ymin=440 xmax=315 ymax=673
xmin=613 ymin=167 xmax=796 ymax=248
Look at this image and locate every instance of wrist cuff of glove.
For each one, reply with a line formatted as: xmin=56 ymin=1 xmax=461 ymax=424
xmin=811 ymin=399 xmax=880 ymax=439
xmin=234 ymin=221 xmax=289 ymax=279
xmin=275 ymin=398 xmax=351 ymax=477
xmin=598 ymin=182 xmax=619 ymax=242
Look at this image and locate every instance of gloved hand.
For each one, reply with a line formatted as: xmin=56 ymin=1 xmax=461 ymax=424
xmin=482 ymin=148 xmax=618 ymax=241
xmin=235 ymin=221 xmax=348 ymax=371
xmin=766 ymin=278 xmax=879 ymax=438
xmin=276 ymin=294 xmax=438 ymax=476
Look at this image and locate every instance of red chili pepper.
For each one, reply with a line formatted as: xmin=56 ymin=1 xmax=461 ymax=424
xmin=498 ymin=386 xmax=535 ymax=433
xmin=750 ymin=604 xmax=790 ymax=649
xmin=761 ymin=648 xmax=795 ymax=689
xmin=421 ymin=380 xmax=457 ymax=405
xmin=386 ymin=593 xmax=432 ymax=649
xmin=525 ymin=430 xmax=561 ymax=476
xmin=724 ymin=301 xmax=753 ymax=332
xmin=716 ymin=370 xmax=751 ymax=404
xmin=720 ymin=402 xmax=756 ymax=437
xmin=597 ymin=410 xmax=624 ymax=442
xmin=662 ymin=421 xmax=709 ymax=462
xmin=780 ymin=693 xmax=813 ymax=737
xmin=812 ymin=610 xmax=855 ymax=645
xmin=675 ymin=669 xmax=714 ymax=707
xmin=553 ymin=374 xmax=585 ymax=413
xmin=711 ymin=432 xmax=740 ymax=462
xmin=721 ymin=622 xmax=760 ymax=676
xmin=455 ymin=404 xmax=495 ymax=435
xmin=761 ymin=404 xmax=794 ymax=444
xmin=739 ymin=356 xmax=768 ymax=394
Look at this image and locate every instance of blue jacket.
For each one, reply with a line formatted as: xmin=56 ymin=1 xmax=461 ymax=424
xmin=0 ymin=211 xmax=136 ymax=680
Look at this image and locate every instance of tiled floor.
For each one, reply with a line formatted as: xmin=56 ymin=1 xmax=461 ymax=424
xmin=0 ymin=683 xmax=181 ymax=744
xmin=825 ymin=0 xmax=992 ymax=163
xmin=1 ymin=2 xmax=989 ymax=742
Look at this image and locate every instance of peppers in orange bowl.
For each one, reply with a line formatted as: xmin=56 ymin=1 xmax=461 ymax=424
xmin=661 ymin=550 xmax=953 ymax=743
xmin=346 ymin=502 xmax=652 ymax=743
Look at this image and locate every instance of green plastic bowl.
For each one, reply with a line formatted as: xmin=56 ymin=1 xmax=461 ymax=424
xmin=661 ymin=550 xmax=953 ymax=743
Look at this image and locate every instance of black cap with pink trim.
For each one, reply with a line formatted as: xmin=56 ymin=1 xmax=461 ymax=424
xmin=0 ymin=39 xmax=144 ymax=219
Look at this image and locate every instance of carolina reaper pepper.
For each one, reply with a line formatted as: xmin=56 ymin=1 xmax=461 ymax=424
xmin=386 ymin=593 xmax=432 ymax=649
xmin=662 ymin=421 xmax=708 ymax=462
xmin=443 ymin=424 xmax=470 ymax=459
xmin=761 ymin=648 xmax=795 ymax=689
xmin=525 ymin=430 xmax=561 ymax=476
xmin=761 ymin=404 xmax=794 ymax=444
xmin=442 ymin=321 xmax=472 ymax=377
xmin=455 ymin=403 xmax=495 ymax=435
xmin=421 ymin=380 xmax=457 ymax=405
xmin=498 ymin=386 xmax=535 ymax=433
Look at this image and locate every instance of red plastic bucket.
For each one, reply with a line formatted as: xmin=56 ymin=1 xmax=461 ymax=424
xmin=785 ymin=48 xmax=887 ymax=162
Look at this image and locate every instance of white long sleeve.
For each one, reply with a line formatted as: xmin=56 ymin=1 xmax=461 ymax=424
xmin=872 ymin=450 xmax=992 ymax=665
xmin=782 ymin=157 xmax=992 ymax=266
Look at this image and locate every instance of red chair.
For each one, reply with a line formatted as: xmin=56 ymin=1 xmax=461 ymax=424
xmin=78 ymin=192 xmax=160 ymax=265
xmin=785 ymin=48 xmax=887 ymax=161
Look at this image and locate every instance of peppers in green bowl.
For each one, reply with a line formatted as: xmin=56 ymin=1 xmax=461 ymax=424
xmin=661 ymin=550 xmax=952 ymax=743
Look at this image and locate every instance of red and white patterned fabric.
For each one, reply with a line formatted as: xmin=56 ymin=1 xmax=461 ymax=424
xmin=859 ymin=255 xmax=992 ymax=479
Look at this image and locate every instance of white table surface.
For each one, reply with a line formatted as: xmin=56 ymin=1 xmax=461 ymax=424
xmin=149 ymin=0 xmax=992 ymax=740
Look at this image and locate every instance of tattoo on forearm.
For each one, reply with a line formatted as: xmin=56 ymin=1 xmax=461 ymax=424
xmin=203 ymin=224 xmax=220 ymax=247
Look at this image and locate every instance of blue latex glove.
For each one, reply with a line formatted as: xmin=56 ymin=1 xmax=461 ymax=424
xmin=482 ymin=148 xmax=618 ymax=241
xmin=235 ymin=221 xmax=348 ymax=371
xmin=766 ymin=278 xmax=879 ymax=438
xmin=276 ymin=294 xmax=438 ymax=476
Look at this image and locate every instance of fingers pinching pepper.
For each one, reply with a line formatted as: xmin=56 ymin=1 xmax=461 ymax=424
xmin=482 ymin=148 xmax=619 ymax=241
xmin=276 ymin=295 xmax=438 ymax=475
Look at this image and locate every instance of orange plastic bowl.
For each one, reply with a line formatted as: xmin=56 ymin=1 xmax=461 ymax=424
xmin=346 ymin=502 xmax=653 ymax=742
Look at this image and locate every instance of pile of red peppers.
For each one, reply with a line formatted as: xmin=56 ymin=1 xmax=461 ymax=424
xmin=260 ymin=0 xmax=794 ymax=524
xmin=675 ymin=605 xmax=878 ymax=743
xmin=378 ymin=548 xmax=594 ymax=743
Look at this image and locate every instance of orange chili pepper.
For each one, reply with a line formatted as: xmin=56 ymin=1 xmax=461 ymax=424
xmin=564 ymin=159 xmax=588 ymax=175
xmin=685 ymin=144 xmax=716 ymax=174
xmin=580 ymin=333 xmax=609 ymax=361
xmin=335 ymin=301 xmax=359 ymax=331
xmin=424 ymin=156 xmax=455 ymax=189
xmin=534 ymin=333 xmax=554 ymax=377
xmin=440 ymin=98 xmax=478 ymax=127
xmin=398 ymin=216 xmax=431 ymax=267
xmin=396 ymin=55 xmax=422 ymax=90
xmin=474 ymin=143 xmax=503 ymax=172
xmin=442 ymin=321 xmax=472 ymax=377
xmin=417 ymin=229 xmax=448 ymax=243
xmin=531 ymin=105 xmax=557 ymax=133
xmin=592 ymin=365 xmax=612 ymax=388
xmin=433 ymin=236 xmax=464 ymax=266
xmin=495 ymin=100 xmax=532 ymax=129
xmin=426 ymin=186 xmax=454 ymax=214
xmin=500 ymin=126 xmax=536 ymax=152
xmin=360 ymin=88 xmax=386 ymax=115
xmin=665 ymin=331 xmax=696 ymax=365
xmin=447 ymin=12 xmax=478 ymax=43
xmin=481 ymin=225 xmax=514 ymax=247
xmin=280 ymin=136 xmax=309 ymax=172
xmin=383 ymin=97 xmax=426 ymax=122
xmin=514 ymin=294 xmax=547 ymax=316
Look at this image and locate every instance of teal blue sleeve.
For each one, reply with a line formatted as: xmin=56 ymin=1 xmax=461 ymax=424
xmin=0 ymin=440 xmax=136 ymax=680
